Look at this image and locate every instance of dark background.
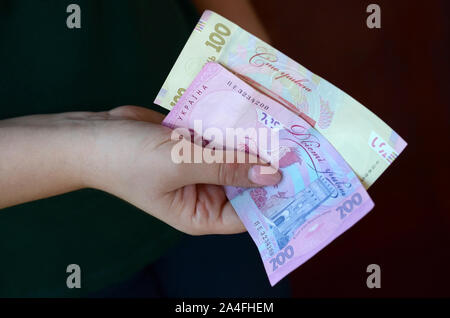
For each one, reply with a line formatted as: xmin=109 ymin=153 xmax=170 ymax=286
xmin=0 ymin=0 xmax=448 ymax=298
xmin=251 ymin=0 xmax=449 ymax=297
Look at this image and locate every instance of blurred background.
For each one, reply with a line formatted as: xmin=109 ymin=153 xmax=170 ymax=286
xmin=250 ymin=0 xmax=449 ymax=297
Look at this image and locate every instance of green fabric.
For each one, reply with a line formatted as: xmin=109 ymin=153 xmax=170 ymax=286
xmin=0 ymin=0 xmax=197 ymax=297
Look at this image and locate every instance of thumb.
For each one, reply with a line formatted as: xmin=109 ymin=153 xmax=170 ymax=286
xmin=172 ymin=142 xmax=282 ymax=188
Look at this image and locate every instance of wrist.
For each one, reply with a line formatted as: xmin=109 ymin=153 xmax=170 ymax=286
xmin=53 ymin=114 xmax=99 ymax=191
xmin=65 ymin=114 xmax=112 ymax=192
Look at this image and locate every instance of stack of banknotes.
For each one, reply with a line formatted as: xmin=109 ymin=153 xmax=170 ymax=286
xmin=154 ymin=10 xmax=407 ymax=286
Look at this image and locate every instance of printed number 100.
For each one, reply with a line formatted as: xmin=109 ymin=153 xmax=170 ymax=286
xmin=205 ymin=23 xmax=231 ymax=53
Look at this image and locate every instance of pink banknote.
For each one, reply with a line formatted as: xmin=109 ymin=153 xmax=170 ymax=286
xmin=163 ymin=62 xmax=375 ymax=286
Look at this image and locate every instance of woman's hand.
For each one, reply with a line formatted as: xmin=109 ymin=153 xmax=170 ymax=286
xmin=0 ymin=106 xmax=281 ymax=235
xmin=84 ymin=106 xmax=281 ymax=235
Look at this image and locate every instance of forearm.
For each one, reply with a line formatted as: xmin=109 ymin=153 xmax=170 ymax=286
xmin=0 ymin=113 xmax=89 ymax=209
xmin=0 ymin=105 xmax=281 ymax=234
xmin=0 ymin=107 xmax=166 ymax=210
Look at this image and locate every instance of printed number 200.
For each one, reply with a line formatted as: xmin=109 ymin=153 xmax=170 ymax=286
xmin=337 ymin=192 xmax=363 ymax=219
xmin=270 ymin=245 xmax=294 ymax=271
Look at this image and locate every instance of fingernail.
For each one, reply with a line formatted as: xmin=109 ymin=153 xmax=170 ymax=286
xmin=248 ymin=165 xmax=282 ymax=186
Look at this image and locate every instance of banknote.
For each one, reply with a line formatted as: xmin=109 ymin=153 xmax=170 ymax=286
xmin=155 ymin=10 xmax=407 ymax=188
xmin=163 ymin=62 xmax=375 ymax=286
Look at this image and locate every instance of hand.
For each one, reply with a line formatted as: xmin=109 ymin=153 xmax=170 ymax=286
xmin=80 ymin=106 xmax=282 ymax=235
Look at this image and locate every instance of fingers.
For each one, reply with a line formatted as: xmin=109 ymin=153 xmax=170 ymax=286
xmin=208 ymin=201 xmax=246 ymax=235
xmin=178 ymin=185 xmax=246 ymax=235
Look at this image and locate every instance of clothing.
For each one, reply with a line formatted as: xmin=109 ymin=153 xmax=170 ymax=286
xmin=91 ymin=234 xmax=291 ymax=298
xmin=0 ymin=0 xmax=197 ymax=297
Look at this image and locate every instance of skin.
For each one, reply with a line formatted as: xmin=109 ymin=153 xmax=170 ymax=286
xmin=0 ymin=106 xmax=281 ymax=235
xmin=0 ymin=1 xmax=274 ymax=235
